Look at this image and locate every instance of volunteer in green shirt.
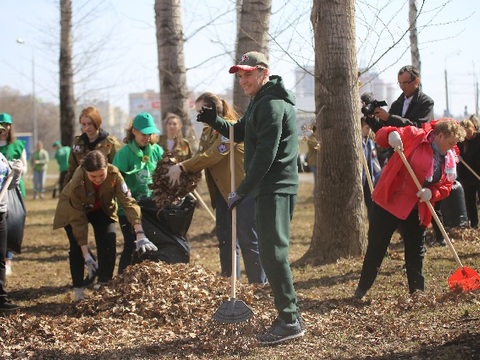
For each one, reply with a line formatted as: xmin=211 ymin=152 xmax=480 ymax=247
xmin=31 ymin=140 xmax=49 ymax=199
xmin=113 ymin=112 xmax=164 ymax=274
xmin=52 ymin=140 xmax=71 ymax=194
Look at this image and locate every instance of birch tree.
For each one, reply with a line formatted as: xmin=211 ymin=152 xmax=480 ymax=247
xmin=233 ymin=0 xmax=272 ymax=114
xmin=59 ymin=0 xmax=76 ymax=146
xmin=155 ymin=0 xmax=194 ymax=141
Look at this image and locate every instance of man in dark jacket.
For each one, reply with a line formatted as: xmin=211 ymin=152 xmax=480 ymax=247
xmin=197 ymin=51 xmax=304 ymax=345
xmin=366 ymin=65 xmax=434 ymax=132
xmin=364 ymin=65 xmax=447 ymax=246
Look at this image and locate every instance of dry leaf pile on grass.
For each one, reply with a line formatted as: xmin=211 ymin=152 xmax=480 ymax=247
xmin=0 ymin=261 xmax=276 ymax=358
xmin=150 ymin=154 xmax=201 ymax=209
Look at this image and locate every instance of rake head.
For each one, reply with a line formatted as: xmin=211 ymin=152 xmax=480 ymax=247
xmin=213 ymin=298 xmax=254 ymax=324
xmin=448 ymin=266 xmax=480 ymax=292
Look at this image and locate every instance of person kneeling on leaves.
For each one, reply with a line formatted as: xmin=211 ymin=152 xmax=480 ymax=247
xmin=53 ymin=150 xmax=157 ymax=301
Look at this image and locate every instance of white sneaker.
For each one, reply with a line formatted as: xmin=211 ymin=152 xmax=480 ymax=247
xmin=5 ymin=264 xmax=12 ymax=276
xmin=74 ymin=287 xmax=85 ymax=301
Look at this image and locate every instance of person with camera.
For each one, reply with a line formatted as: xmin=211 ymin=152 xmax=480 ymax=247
xmin=362 ymin=65 xmax=447 ymax=245
xmin=362 ymin=65 xmax=434 ymax=133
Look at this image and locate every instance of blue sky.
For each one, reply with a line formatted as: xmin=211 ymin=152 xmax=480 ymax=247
xmin=1 ymin=0 xmax=478 ymax=118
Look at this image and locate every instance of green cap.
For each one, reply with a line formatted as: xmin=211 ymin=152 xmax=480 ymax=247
xmin=0 ymin=113 xmax=12 ymax=124
xmin=53 ymin=140 xmax=61 ymax=147
xmin=229 ymin=51 xmax=269 ymax=73
xmin=133 ymin=112 xmax=160 ymax=135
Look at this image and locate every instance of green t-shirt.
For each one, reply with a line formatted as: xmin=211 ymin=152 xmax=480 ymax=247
xmin=0 ymin=140 xmax=26 ymax=197
xmin=31 ymin=149 xmax=49 ymax=172
xmin=113 ymin=141 xmax=164 ymax=214
xmin=55 ymin=146 xmax=71 ymax=172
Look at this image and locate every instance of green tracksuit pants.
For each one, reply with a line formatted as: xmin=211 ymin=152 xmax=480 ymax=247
xmin=255 ymin=193 xmax=299 ymax=323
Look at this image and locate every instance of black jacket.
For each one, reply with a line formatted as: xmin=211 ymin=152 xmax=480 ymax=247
xmin=366 ymin=88 xmax=434 ymax=133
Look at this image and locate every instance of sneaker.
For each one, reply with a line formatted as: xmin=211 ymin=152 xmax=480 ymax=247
xmin=5 ymin=261 xmax=12 ymax=276
xmin=257 ymin=316 xmax=305 ymax=345
xmin=93 ymin=282 xmax=107 ymax=290
xmin=74 ymin=287 xmax=85 ymax=301
xmin=436 ymin=239 xmax=447 ymax=247
xmin=0 ymin=299 xmax=20 ymax=311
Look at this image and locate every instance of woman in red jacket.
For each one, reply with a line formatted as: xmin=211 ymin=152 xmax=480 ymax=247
xmin=355 ymin=119 xmax=465 ymax=299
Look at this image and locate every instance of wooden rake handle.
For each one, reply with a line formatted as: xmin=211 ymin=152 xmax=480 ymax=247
xmin=396 ymin=148 xmax=464 ymax=268
xmin=0 ymin=173 xmax=14 ymax=203
xmin=361 ymin=152 xmax=374 ymax=194
xmin=458 ymin=156 xmax=480 ymax=182
xmin=229 ymin=125 xmax=237 ymax=299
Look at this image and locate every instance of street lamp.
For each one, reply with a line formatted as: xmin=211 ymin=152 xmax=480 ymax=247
xmin=16 ymin=37 xmax=37 ymax=149
xmin=444 ymin=50 xmax=461 ymax=118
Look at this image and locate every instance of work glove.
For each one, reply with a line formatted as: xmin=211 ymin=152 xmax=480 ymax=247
xmin=196 ymin=102 xmax=217 ymax=125
xmin=416 ymin=188 xmax=432 ymax=203
xmin=167 ymin=164 xmax=182 ymax=186
xmin=11 ymin=159 xmax=23 ymax=177
xmin=135 ymin=237 xmax=158 ymax=253
xmin=84 ymin=253 xmax=98 ymax=280
xmin=387 ymin=131 xmax=403 ymax=151
xmin=227 ymin=191 xmax=244 ymax=211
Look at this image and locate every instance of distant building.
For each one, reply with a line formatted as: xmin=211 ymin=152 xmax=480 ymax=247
xmin=294 ymin=66 xmax=396 ymax=134
xmin=358 ymin=69 xmax=396 ymax=107
xmin=294 ymin=66 xmax=315 ymax=133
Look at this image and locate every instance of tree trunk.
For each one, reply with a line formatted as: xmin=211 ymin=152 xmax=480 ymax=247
xmin=409 ymin=0 xmax=421 ymax=75
xmin=59 ymin=0 xmax=76 ymax=147
xmin=298 ymin=0 xmax=366 ymax=265
xmin=233 ymin=0 xmax=271 ymax=114
xmin=155 ymin=0 xmax=194 ymax=143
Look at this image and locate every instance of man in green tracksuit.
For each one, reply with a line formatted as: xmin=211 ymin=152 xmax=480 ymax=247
xmin=197 ymin=51 xmax=304 ymax=345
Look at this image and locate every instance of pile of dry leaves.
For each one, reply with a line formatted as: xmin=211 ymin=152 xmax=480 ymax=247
xmin=0 ymin=262 xmax=276 ymax=358
xmin=150 ymin=154 xmax=202 ymax=209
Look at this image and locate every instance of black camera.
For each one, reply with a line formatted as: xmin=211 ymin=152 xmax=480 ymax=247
xmin=360 ymin=92 xmax=387 ymax=116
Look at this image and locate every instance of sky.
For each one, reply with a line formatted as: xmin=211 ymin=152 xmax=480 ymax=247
xmin=1 ymin=0 xmax=479 ymax=118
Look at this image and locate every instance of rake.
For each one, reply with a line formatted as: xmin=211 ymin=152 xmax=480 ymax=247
xmin=397 ymin=148 xmax=480 ymax=292
xmin=213 ymin=125 xmax=254 ymax=323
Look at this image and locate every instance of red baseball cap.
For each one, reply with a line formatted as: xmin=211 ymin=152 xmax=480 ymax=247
xmin=229 ymin=51 xmax=269 ymax=74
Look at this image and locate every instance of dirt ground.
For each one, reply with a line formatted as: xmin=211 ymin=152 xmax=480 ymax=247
xmin=1 ymin=177 xmax=480 ymax=359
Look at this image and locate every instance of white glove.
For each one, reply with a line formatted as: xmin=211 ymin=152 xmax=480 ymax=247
xmin=388 ymin=131 xmax=403 ymax=151
xmin=167 ymin=164 xmax=182 ymax=186
xmin=84 ymin=253 xmax=98 ymax=280
xmin=135 ymin=237 xmax=158 ymax=253
xmin=416 ymin=188 xmax=432 ymax=202
xmin=11 ymin=159 xmax=23 ymax=176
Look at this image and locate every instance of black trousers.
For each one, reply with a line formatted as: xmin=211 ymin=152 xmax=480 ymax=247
xmin=358 ymin=202 xmax=427 ymax=294
xmin=66 ymin=209 xmax=117 ymax=287
xmin=463 ymin=183 xmax=480 ymax=228
xmin=0 ymin=213 xmax=8 ymax=302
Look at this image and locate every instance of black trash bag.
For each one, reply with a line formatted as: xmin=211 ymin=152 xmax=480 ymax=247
xmin=440 ymin=180 xmax=468 ymax=227
xmin=6 ymin=187 xmax=26 ymax=254
xmin=132 ymin=194 xmax=196 ymax=265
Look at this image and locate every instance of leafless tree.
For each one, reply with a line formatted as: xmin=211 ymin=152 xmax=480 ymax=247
xmin=154 ymin=0 xmax=194 ymax=142
xmin=59 ymin=0 xmax=76 ymax=147
xmin=409 ymin=0 xmax=421 ymax=74
xmin=298 ymin=0 xmax=366 ymax=265
xmin=233 ymin=0 xmax=272 ymax=114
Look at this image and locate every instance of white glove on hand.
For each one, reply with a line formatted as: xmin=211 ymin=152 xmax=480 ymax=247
xmin=167 ymin=164 xmax=182 ymax=186
xmin=416 ymin=188 xmax=432 ymax=202
xmin=11 ymin=159 xmax=23 ymax=176
xmin=388 ymin=131 xmax=403 ymax=151
xmin=84 ymin=253 xmax=98 ymax=280
xmin=136 ymin=237 xmax=158 ymax=253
